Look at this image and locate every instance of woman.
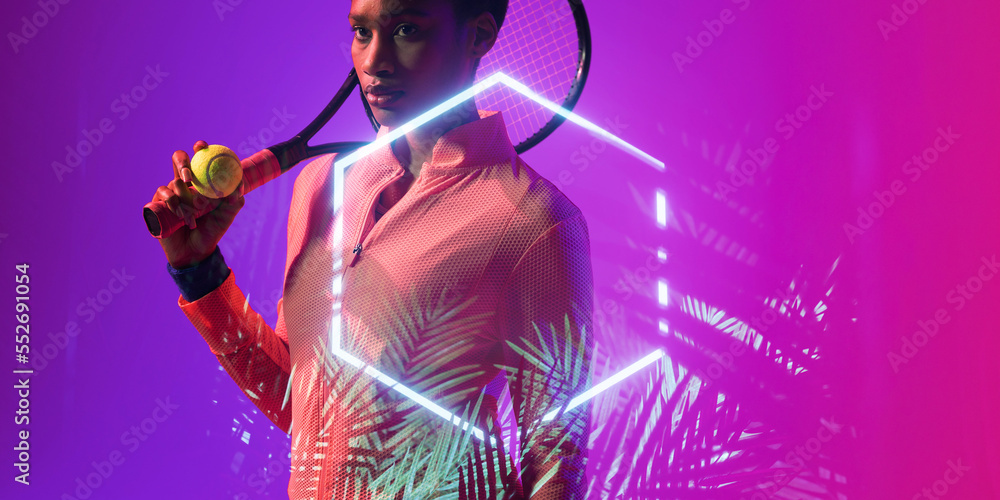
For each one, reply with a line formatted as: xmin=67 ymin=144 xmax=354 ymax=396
xmin=151 ymin=1 xmax=593 ymax=498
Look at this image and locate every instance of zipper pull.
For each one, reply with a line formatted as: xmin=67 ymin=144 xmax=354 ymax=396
xmin=349 ymin=243 xmax=363 ymax=267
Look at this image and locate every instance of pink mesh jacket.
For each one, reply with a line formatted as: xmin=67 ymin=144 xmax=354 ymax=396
xmin=178 ymin=110 xmax=594 ymax=499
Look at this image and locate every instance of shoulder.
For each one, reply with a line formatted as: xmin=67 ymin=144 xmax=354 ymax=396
xmin=293 ymin=153 xmax=336 ymax=199
xmin=507 ymin=156 xmax=586 ymax=235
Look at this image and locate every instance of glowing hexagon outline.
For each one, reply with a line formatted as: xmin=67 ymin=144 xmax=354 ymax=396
xmin=322 ymin=72 xmax=666 ymax=441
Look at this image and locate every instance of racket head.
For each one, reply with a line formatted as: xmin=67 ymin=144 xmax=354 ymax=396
xmin=358 ymin=0 xmax=592 ymax=155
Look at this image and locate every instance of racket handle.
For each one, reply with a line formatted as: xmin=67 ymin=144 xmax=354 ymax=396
xmin=143 ymin=148 xmax=282 ymax=238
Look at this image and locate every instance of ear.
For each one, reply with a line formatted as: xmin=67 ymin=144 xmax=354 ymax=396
xmin=469 ymin=11 xmax=499 ymax=60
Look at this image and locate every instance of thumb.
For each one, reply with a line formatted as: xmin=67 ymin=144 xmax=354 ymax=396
xmin=214 ymin=190 xmax=245 ymax=221
xmin=225 ymin=189 xmax=245 ymax=208
xmin=197 ymin=190 xmax=245 ymax=239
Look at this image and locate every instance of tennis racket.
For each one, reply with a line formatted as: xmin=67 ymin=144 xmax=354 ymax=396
xmin=142 ymin=70 xmax=367 ymax=238
xmin=143 ymin=0 xmax=592 ymax=239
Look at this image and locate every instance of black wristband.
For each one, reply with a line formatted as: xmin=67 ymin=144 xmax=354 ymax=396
xmin=166 ymin=246 xmax=231 ymax=302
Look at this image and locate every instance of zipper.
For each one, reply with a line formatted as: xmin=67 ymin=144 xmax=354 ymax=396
xmin=320 ymin=168 xmax=401 ymax=496
xmin=317 ymin=167 xmax=405 ymax=496
xmin=349 ymin=167 xmax=405 ymax=267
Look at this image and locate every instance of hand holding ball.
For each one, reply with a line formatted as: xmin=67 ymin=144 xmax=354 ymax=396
xmin=189 ymin=144 xmax=242 ymax=198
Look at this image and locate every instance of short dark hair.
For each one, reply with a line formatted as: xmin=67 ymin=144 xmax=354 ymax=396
xmin=452 ymin=0 xmax=509 ymax=31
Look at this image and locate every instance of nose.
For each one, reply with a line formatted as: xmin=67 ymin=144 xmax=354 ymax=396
xmin=360 ymin=32 xmax=394 ymax=77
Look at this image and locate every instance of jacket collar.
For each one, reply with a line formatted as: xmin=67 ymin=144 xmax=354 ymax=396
xmin=364 ymin=109 xmax=517 ymax=174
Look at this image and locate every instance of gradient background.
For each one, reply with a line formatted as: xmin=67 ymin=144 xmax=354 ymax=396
xmin=2 ymin=0 xmax=999 ymax=498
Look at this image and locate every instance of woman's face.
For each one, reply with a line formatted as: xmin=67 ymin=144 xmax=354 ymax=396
xmin=349 ymin=0 xmax=478 ymax=129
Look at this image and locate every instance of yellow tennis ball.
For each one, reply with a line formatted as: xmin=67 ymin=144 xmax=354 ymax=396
xmin=189 ymin=144 xmax=242 ymax=199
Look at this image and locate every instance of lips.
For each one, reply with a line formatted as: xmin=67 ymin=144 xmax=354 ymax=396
xmin=365 ymin=84 xmax=404 ymax=107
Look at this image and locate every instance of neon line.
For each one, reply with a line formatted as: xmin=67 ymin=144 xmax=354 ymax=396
xmin=495 ymin=74 xmax=666 ymax=171
xmin=332 ymin=71 xmax=664 ymax=171
xmin=542 ymin=349 xmax=664 ymax=422
xmin=334 ymin=73 xmax=505 ymax=171
xmin=326 ymin=71 xmax=666 ymax=439
xmin=656 ymin=190 xmax=668 ymax=227
xmin=327 ymin=345 xmax=494 ymax=443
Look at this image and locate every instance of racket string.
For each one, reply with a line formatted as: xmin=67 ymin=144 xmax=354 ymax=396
xmin=475 ymin=0 xmax=583 ymax=148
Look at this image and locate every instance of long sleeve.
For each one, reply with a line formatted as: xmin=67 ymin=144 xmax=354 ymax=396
xmin=168 ymin=244 xmax=294 ymax=430
xmin=173 ymin=152 xmax=335 ymax=437
xmin=498 ymin=212 xmax=594 ymax=500
xmin=178 ymin=268 xmax=293 ymax=434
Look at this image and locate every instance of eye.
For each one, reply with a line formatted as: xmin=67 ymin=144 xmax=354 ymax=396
xmin=353 ymin=26 xmax=372 ymax=41
xmin=394 ymin=24 xmax=418 ymax=37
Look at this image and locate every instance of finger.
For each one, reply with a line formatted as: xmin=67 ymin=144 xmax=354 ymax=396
xmin=152 ymin=185 xmax=174 ymax=203
xmin=173 ymin=203 xmax=193 ymax=230
xmin=172 ymin=150 xmax=192 ymax=184
xmin=168 ymin=179 xmax=196 ymax=225
xmin=169 ymin=177 xmax=193 ymax=201
xmin=156 ymin=185 xmax=188 ymax=220
xmin=187 ymin=142 xmax=208 ymax=184
xmin=188 ymin=186 xmax=216 ymax=215
xmin=175 ymin=198 xmax=197 ymax=230
xmin=183 ymin=185 xmax=226 ymax=230
xmin=170 ymin=178 xmax=203 ymax=228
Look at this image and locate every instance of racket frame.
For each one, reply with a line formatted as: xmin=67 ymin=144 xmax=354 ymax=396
xmin=355 ymin=0 xmax=593 ymax=156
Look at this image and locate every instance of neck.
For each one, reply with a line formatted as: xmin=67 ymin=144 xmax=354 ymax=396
xmin=391 ymin=99 xmax=480 ymax=177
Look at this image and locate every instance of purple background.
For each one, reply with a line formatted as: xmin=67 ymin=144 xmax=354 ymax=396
xmin=2 ymin=0 xmax=999 ymax=498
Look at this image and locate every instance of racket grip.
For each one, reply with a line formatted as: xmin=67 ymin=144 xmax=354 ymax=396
xmin=143 ymin=148 xmax=282 ymax=238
